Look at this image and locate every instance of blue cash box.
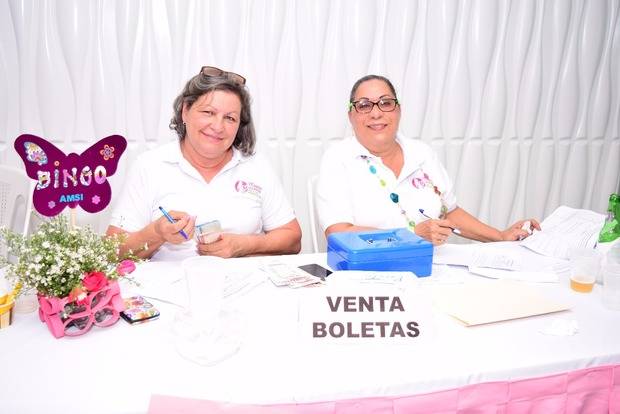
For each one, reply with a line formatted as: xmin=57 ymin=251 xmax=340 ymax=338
xmin=327 ymin=228 xmax=433 ymax=277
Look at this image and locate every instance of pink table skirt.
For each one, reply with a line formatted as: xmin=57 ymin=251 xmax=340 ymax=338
xmin=149 ymin=364 xmax=620 ymax=414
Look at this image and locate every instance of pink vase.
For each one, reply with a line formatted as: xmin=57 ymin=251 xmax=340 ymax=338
xmin=37 ymin=281 xmax=125 ymax=338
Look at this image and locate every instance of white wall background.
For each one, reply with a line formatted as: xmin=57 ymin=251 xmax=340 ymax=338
xmin=1 ymin=0 xmax=619 ymax=252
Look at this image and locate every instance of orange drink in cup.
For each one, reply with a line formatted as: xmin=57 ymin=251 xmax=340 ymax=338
xmin=569 ymin=249 xmax=600 ymax=293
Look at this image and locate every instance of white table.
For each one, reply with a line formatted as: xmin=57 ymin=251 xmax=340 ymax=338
xmin=1 ymin=249 xmax=619 ymax=414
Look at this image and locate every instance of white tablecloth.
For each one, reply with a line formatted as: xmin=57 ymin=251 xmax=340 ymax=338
xmin=1 ymin=249 xmax=620 ymax=414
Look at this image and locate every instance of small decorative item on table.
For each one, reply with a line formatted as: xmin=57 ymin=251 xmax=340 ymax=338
xmin=0 ymin=290 xmax=17 ymax=329
xmin=0 ymin=215 xmax=140 ymax=338
xmin=120 ymin=296 xmax=160 ymax=325
xmin=37 ymin=279 xmax=125 ymax=337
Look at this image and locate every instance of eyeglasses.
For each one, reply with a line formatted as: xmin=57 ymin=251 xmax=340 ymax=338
xmin=38 ymin=285 xmax=122 ymax=337
xmin=200 ymin=66 xmax=246 ymax=85
xmin=349 ymin=98 xmax=399 ymax=113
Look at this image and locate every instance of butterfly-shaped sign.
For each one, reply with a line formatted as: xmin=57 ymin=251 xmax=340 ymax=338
xmin=14 ymin=134 xmax=127 ymax=217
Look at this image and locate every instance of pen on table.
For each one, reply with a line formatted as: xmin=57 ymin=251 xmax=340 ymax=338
xmin=418 ymin=208 xmax=462 ymax=235
xmin=158 ymin=206 xmax=189 ymax=240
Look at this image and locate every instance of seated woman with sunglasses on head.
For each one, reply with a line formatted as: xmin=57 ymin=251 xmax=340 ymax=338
xmin=316 ymin=74 xmax=540 ymax=246
xmin=107 ymin=66 xmax=302 ymax=260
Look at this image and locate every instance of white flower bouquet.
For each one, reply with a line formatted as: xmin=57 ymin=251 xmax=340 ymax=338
xmin=0 ymin=215 xmax=137 ymax=299
xmin=1 ymin=215 xmax=141 ymax=337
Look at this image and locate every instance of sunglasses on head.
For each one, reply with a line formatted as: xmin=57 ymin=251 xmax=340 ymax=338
xmin=200 ymin=66 xmax=246 ymax=85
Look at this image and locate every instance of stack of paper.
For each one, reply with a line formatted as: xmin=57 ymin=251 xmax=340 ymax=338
xmin=520 ymin=206 xmax=605 ymax=259
xmin=434 ymin=244 xmax=523 ymax=270
xmin=433 ymin=243 xmax=558 ymax=282
xmin=432 ymin=280 xmax=569 ymax=326
xmin=467 ymin=267 xmax=558 ymax=283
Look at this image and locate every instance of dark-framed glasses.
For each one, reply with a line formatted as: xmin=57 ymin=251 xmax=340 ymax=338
xmin=349 ymin=97 xmax=399 ymax=113
xmin=200 ymin=66 xmax=246 ymax=85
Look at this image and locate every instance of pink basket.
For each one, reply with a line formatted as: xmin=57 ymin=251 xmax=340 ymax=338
xmin=37 ymin=281 xmax=125 ymax=338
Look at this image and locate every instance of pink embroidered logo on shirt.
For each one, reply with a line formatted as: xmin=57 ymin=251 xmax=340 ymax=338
xmin=234 ymin=180 xmax=262 ymax=197
xmin=235 ymin=180 xmax=248 ymax=192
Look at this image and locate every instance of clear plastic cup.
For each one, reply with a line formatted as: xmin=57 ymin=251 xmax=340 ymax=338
xmin=175 ymin=256 xmax=242 ymax=366
xmin=569 ymin=249 xmax=600 ymax=293
xmin=182 ymin=256 xmax=227 ymax=334
xmin=603 ymin=263 xmax=620 ymax=310
xmin=13 ymin=289 xmax=38 ymax=313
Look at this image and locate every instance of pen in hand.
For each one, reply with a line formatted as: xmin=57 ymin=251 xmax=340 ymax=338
xmin=158 ymin=206 xmax=189 ymax=240
xmin=418 ymin=208 xmax=462 ymax=235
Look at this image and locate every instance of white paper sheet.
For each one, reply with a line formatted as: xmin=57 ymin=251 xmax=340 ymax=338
xmin=431 ymin=280 xmax=570 ymax=326
xmin=468 ymin=266 xmax=558 ymax=283
xmin=414 ymin=264 xmax=467 ymax=286
xmin=124 ymin=261 xmax=266 ymax=306
xmin=433 ymin=243 xmax=523 ymax=270
xmin=328 ymin=270 xmax=414 ymax=285
xmin=432 ymin=244 xmax=475 ymax=266
xmin=520 ymin=206 xmax=605 ymax=259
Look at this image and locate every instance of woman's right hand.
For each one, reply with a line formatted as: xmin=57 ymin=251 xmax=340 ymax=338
xmin=414 ymin=219 xmax=454 ymax=245
xmin=153 ymin=211 xmax=196 ymax=244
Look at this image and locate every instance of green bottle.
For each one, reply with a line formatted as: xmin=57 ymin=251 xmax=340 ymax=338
xmin=599 ymin=193 xmax=620 ymax=243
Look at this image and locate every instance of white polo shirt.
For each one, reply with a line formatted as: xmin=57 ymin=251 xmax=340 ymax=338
xmin=110 ymin=141 xmax=295 ymax=261
xmin=316 ymin=135 xmax=457 ymax=232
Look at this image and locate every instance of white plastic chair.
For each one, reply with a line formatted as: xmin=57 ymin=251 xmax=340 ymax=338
xmin=0 ymin=165 xmax=33 ymax=240
xmin=307 ymin=174 xmax=327 ymax=253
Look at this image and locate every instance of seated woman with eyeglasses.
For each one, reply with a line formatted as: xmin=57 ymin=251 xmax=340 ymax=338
xmin=106 ymin=66 xmax=302 ymax=260
xmin=316 ymin=74 xmax=540 ymax=245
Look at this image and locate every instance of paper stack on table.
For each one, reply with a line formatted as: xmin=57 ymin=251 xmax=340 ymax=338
xmin=433 ymin=242 xmax=561 ymax=283
xmin=520 ymin=206 xmax=605 ymax=259
xmin=124 ymin=261 xmax=266 ymax=306
xmin=431 ymin=280 xmax=569 ymax=326
xmin=433 ymin=244 xmax=523 ymax=270
xmin=467 ymin=267 xmax=558 ymax=283
xmin=262 ymin=262 xmax=323 ymax=288
xmin=328 ymin=270 xmax=412 ymax=284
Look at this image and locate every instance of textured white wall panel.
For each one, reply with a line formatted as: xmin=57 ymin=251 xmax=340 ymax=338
xmin=0 ymin=1 xmax=19 ymax=166
xmin=1 ymin=0 xmax=619 ymax=252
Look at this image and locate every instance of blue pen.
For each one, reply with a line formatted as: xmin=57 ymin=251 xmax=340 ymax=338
xmin=418 ymin=208 xmax=462 ymax=235
xmin=158 ymin=206 xmax=189 ymax=240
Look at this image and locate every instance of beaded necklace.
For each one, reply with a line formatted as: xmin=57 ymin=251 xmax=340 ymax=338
xmin=360 ymin=155 xmax=416 ymax=231
xmin=360 ymin=155 xmax=448 ymax=231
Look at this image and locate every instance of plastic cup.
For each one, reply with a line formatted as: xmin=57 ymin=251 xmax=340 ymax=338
xmin=603 ymin=263 xmax=620 ymax=310
xmin=570 ymin=249 xmax=601 ymax=293
xmin=182 ymin=256 xmax=227 ymax=334
xmin=13 ymin=289 xmax=38 ymax=313
xmin=569 ymin=249 xmax=600 ymax=293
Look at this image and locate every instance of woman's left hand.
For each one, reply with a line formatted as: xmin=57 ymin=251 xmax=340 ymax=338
xmin=500 ymin=218 xmax=541 ymax=241
xmin=196 ymin=233 xmax=247 ymax=258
